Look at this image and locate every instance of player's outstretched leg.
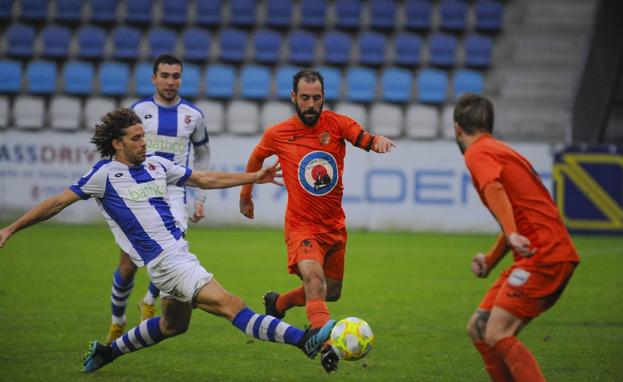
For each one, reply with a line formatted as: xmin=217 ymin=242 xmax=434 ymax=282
xmin=107 ymin=267 xmax=134 ymax=343
xmin=139 ymin=282 xmax=160 ymax=322
xmin=84 ymin=317 xmax=167 ymax=373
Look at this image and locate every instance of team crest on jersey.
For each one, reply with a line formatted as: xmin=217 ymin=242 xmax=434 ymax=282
xmin=184 ymin=115 xmax=192 ymax=124
xmin=318 ymin=131 xmax=330 ymax=145
xmin=148 ymin=163 xmax=156 ymax=171
xmin=298 ymin=151 xmax=339 ymax=196
xmin=144 ymin=114 xmax=152 ymax=119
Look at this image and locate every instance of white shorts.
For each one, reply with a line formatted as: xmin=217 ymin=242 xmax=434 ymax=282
xmin=166 ymin=185 xmax=188 ymax=232
xmin=146 ymin=242 xmax=213 ymax=302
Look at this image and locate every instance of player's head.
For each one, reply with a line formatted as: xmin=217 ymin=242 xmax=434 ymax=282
xmin=291 ymin=69 xmax=324 ymax=127
xmin=152 ymin=54 xmax=183 ymax=103
xmin=91 ymin=108 xmax=145 ymax=165
xmin=453 ymin=93 xmax=495 ymax=154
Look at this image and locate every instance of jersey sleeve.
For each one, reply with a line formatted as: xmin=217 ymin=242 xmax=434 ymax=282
xmin=152 ymin=156 xmax=193 ymax=187
xmin=254 ymin=128 xmax=277 ymax=159
xmin=69 ymin=160 xmax=109 ymax=199
xmin=336 ymin=113 xmax=376 ymax=151
xmin=190 ymin=113 xmax=210 ymax=146
xmin=465 ymin=148 xmax=503 ymax=193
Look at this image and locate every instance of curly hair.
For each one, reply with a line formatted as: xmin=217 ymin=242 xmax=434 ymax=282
xmin=91 ymin=108 xmax=142 ymax=158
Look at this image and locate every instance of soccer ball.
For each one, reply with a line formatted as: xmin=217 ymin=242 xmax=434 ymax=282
xmin=329 ymin=317 xmax=374 ymax=361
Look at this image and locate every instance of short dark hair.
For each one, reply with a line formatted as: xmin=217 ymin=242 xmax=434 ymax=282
xmin=153 ymin=54 xmax=183 ymax=74
xmin=453 ymin=93 xmax=494 ymax=134
xmin=292 ymin=69 xmax=324 ymax=94
xmin=91 ymin=108 xmax=142 ymax=158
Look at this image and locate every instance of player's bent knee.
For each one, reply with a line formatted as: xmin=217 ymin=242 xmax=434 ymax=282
xmin=160 ymin=317 xmax=190 ymax=337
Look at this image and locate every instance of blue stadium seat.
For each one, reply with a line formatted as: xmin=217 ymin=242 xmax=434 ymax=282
xmin=317 ymin=65 xmax=341 ymax=102
xmin=417 ymin=68 xmax=448 ymax=104
xmin=453 ymin=69 xmax=484 ymax=100
xmin=6 ymin=24 xmax=35 ymax=58
xmin=382 ymin=67 xmax=412 ymax=103
xmin=148 ymin=28 xmax=177 ymax=59
xmin=288 ymin=30 xmax=316 ymax=65
xmin=99 ymin=62 xmax=130 ymax=96
xmin=0 ymin=0 xmax=14 ymax=22
xmin=183 ymin=28 xmax=211 ymax=62
xmin=179 ymin=64 xmax=201 ymax=98
xmin=253 ymin=29 xmax=282 ymax=65
xmin=219 ymin=28 xmax=248 ymax=63
xmin=77 ymin=26 xmax=106 ymax=60
xmin=300 ymin=0 xmax=326 ymax=29
xmin=125 ymin=0 xmax=152 ymax=25
xmin=229 ymin=0 xmax=256 ymax=28
xmin=440 ymin=0 xmax=468 ymax=32
xmin=358 ymin=31 xmax=387 ymax=66
xmin=275 ymin=65 xmax=299 ymax=99
xmin=464 ymin=34 xmax=493 ymax=68
xmin=56 ymin=0 xmax=83 ymax=23
xmin=323 ymin=31 xmax=352 ymax=66
xmin=90 ymin=0 xmax=117 ymax=24
xmin=266 ymin=0 xmax=293 ymax=29
xmin=476 ymin=0 xmax=504 ymax=33
xmin=161 ymin=0 xmax=189 ymax=26
xmin=19 ymin=0 xmax=47 ymax=22
xmin=394 ymin=32 xmax=422 ymax=67
xmin=429 ymin=33 xmax=458 ymax=67
xmin=63 ymin=60 xmax=95 ymax=96
xmin=26 ymin=60 xmax=57 ymax=95
xmin=240 ymin=65 xmax=272 ymax=99
xmin=335 ymin=0 xmax=362 ymax=30
xmin=404 ymin=0 xmax=432 ymax=31
xmin=0 ymin=60 xmax=22 ymax=94
xmin=346 ymin=66 xmax=376 ymax=103
xmin=369 ymin=0 xmax=396 ymax=31
xmin=195 ymin=0 xmax=222 ymax=27
xmin=112 ymin=25 xmax=141 ymax=61
xmin=42 ymin=25 xmax=72 ymax=59
xmin=134 ymin=62 xmax=153 ymax=97
xmin=205 ymin=64 xmax=236 ymax=98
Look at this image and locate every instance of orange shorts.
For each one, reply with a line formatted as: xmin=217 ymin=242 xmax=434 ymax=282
xmin=479 ymin=261 xmax=577 ymax=320
xmin=284 ymin=228 xmax=347 ymax=281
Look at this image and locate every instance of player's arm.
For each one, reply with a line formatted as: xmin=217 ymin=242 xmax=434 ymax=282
xmin=471 ymin=233 xmax=509 ymax=278
xmin=239 ymin=147 xmax=269 ymax=219
xmin=482 ymin=181 xmax=535 ymax=257
xmin=341 ymin=116 xmax=396 ymax=154
xmin=185 ymin=160 xmax=282 ymax=190
xmin=190 ymin=142 xmax=211 ymax=223
xmin=0 ymin=189 xmax=81 ymax=248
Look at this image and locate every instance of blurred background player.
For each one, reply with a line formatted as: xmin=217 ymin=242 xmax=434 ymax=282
xmin=239 ymin=69 xmax=395 ymax=372
xmin=0 ymin=107 xmax=334 ymax=373
xmin=454 ymin=93 xmax=580 ymax=382
xmin=106 ymin=54 xmax=211 ymax=343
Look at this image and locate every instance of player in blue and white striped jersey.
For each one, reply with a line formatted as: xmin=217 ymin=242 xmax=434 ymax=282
xmin=107 ymin=55 xmax=212 ymax=342
xmin=0 ymin=108 xmax=335 ymax=374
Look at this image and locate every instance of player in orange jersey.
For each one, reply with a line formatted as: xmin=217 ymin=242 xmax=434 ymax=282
xmin=239 ymin=69 xmax=395 ymax=372
xmin=454 ymin=93 xmax=580 ymax=382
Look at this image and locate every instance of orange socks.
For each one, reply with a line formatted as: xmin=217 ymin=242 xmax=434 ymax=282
xmin=306 ymin=298 xmax=331 ymax=329
xmin=493 ymin=336 xmax=546 ymax=382
xmin=276 ymin=286 xmax=306 ymax=314
xmin=474 ymin=341 xmax=513 ymax=382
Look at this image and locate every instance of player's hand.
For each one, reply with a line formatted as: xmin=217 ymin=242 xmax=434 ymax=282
xmin=239 ymin=198 xmax=255 ymax=219
xmin=372 ymin=136 xmax=396 ymax=154
xmin=0 ymin=227 xmax=13 ymax=248
xmin=189 ymin=202 xmax=205 ymax=223
xmin=508 ymin=232 xmax=536 ymax=257
xmin=256 ymin=160 xmax=284 ymax=186
xmin=470 ymin=252 xmax=490 ymax=278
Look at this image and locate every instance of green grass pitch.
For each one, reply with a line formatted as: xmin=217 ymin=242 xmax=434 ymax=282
xmin=0 ymin=224 xmax=621 ymax=381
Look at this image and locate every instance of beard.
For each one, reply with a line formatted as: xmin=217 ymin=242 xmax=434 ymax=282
xmin=295 ymin=104 xmax=323 ymax=127
xmin=455 ymin=137 xmax=466 ymax=155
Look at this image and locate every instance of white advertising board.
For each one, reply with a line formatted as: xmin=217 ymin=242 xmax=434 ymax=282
xmin=0 ymin=132 xmax=553 ymax=233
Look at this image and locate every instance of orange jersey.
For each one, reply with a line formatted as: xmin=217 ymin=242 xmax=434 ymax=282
xmin=465 ymin=134 xmax=579 ymax=264
xmin=250 ymin=110 xmax=369 ymax=233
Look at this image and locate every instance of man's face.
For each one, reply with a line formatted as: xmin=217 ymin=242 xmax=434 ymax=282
xmin=291 ymin=80 xmax=324 ymax=127
xmin=116 ymin=124 xmax=147 ymax=165
xmin=152 ymin=63 xmax=181 ymax=102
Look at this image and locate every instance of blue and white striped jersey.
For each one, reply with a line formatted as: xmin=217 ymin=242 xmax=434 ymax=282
xmin=132 ymin=96 xmax=209 ymax=168
xmin=69 ymin=156 xmax=193 ymax=266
